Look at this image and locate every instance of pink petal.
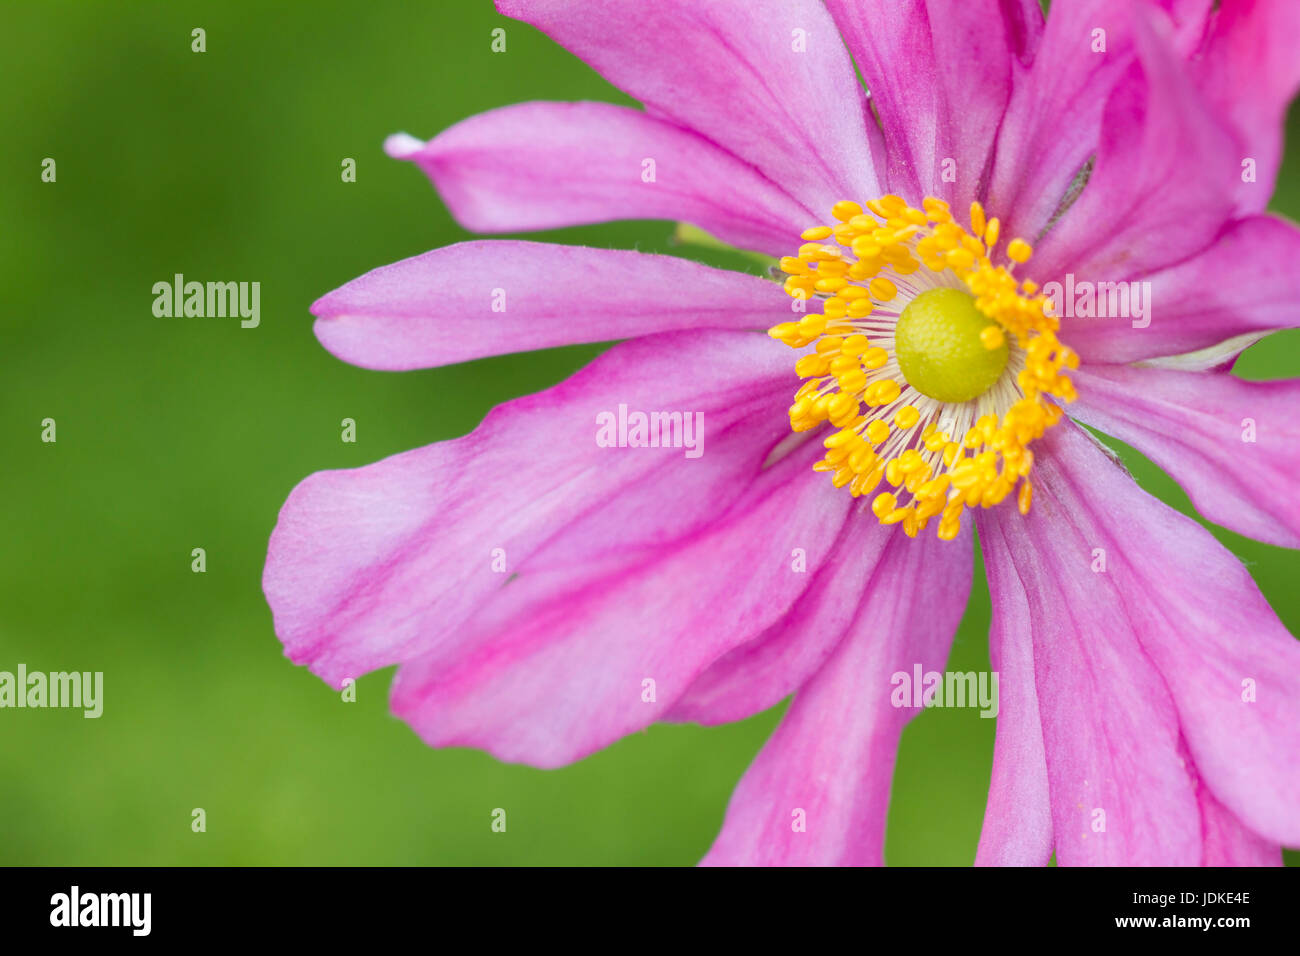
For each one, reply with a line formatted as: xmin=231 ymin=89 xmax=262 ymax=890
xmin=669 ymin=505 xmax=972 ymax=727
xmin=1060 ymin=216 xmax=1300 ymax=365
xmin=979 ymin=428 xmax=1204 ymax=865
xmin=824 ymin=0 xmax=1042 ymax=211
xmin=974 ymin=516 xmax=1053 ymax=866
xmin=989 ymin=0 xmax=1213 ymax=253
xmin=389 ymin=439 xmax=854 ymax=768
xmin=1191 ymin=0 xmax=1300 ymax=216
xmin=1197 ymin=764 xmax=1282 ymax=866
xmin=263 ymin=329 xmax=795 ymax=689
xmin=1069 ymin=364 xmax=1300 ymax=548
xmin=311 ymin=240 xmax=788 ymax=370
xmin=385 ymin=101 xmax=814 ymax=256
xmin=494 ymin=0 xmax=883 ymax=216
xmin=981 ymin=422 xmax=1300 ymax=863
xmin=666 ymin=512 xmax=891 ymax=726
xmin=700 ymin=528 xmax=972 ymax=866
xmin=1030 ymin=7 xmax=1237 ymax=283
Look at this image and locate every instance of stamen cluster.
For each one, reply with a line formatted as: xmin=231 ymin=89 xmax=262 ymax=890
xmin=768 ymin=196 xmax=1078 ymax=540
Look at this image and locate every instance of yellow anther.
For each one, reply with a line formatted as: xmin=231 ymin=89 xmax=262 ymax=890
xmin=970 ymin=202 xmax=987 ymax=239
xmin=828 ymin=393 xmax=857 ymax=419
xmin=832 ymin=200 xmax=863 ymax=222
xmin=794 ymin=354 xmax=829 ymax=378
xmin=865 ymin=419 xmax=890 ymax=444
xmin=851 ymin=468 xmax=883 ymax=497
xmin=861 ymin=347 xmax=889 ymax=369
xmin=868 ymin=277 xmax=897 ymax=302
xmin=871 ymin=492 xmax=897 ymax=519
xmin=799 ymin=312 xmax=829 ymax=334
xmin=984 ymin=218 xmax=1001 ymax=250
xmin=783 ymin=276 xmax=815 ymax=299
xmin=867 ymin=379 xmax=902 ymax=406
xmin=838 ymin=371 xmax=868 ymax=394
xmin=801 ymin=226 xmax=833 ymax=241
xmin=851 ymin=236 xmax=882 ymax=258
xmin=1007 ymin=238 xmax=1032 ymax=263
xmin=947 ymin=247 xmax=976 ymax=270
xmin=894 ymin=406 xmax=920 ymax=429
xmin=881 ymin=507 xmax=910 ymax=526
xmin=828 ymin=353 xmax=857 ymax=374
xmin=832 ymin=224 xmax=857 ymax=245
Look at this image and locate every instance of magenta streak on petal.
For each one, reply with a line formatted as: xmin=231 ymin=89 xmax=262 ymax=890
xmin=668 ymin=498 xmax=973 ymax=727
xmin=1190 ymin=0 xmax=1300 ymax=217
xmin=494 ymin=0 xmax=884 ymax=218
xmin=825 ymin=0 xmax=1042 ymax=213
xmin=1029 ymin=6 xmax=1238 ymax=284
xmin=263 ymin=329 xmax=796 ymax=689
xmin=987 ymin=0 xmax=1212 ymax=251
xmin=699 ymin=526 xmax=973 ymax=866
xmin=387 ymin=440 xmax=853 ymax=769
xmin=1069 ymin=364 xmax=1300 ymax=549
xmin=665 ymin=507 xmax=893 ymax=727
xmin=979 ymin=426 xmax=1205 ymax=865
xmin=975 ymin=512 xmax=1053 ymax=866
xmin=1061 ymin=216 xmax=1300 ymax=365
xmin=1189 ymin=737 xmax=1282 ymax=866
xmin=311 ymin=240 xmax=789 ymax=371
xmin=385 ymin=101 xmax=814 ymax=257
xmin=982 ymin=422 xmax=1300 ymax=862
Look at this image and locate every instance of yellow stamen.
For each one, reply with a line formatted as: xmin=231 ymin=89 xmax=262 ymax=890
xmin=832 ymin=200 xmax=863 ymax=222
xmin=768 ymin=196 xmax=1077 ymax=539
xmin=1006 ymin=238 xmax=1033 ymax=263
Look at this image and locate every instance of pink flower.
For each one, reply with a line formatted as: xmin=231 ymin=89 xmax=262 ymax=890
xmin=264 ymin=0 xmax=1300 ymax=865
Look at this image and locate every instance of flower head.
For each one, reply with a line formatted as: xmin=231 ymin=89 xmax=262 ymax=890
xmin=771 ymin=195 xmax=1077 ymax=538
xmin=266 ymin=0 xmax=1300 ymax=866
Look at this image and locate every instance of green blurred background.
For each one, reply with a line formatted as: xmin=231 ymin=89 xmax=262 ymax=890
xmin=2 ymin=1 xmax=1297 ymax=866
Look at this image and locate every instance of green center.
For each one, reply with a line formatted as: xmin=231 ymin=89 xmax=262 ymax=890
xmin=894 ymin=288 xmax=1009 ymax=404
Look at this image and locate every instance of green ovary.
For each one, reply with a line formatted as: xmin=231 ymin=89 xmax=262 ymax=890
xmin=894 ymin=288 xmax=1009 ymax=404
